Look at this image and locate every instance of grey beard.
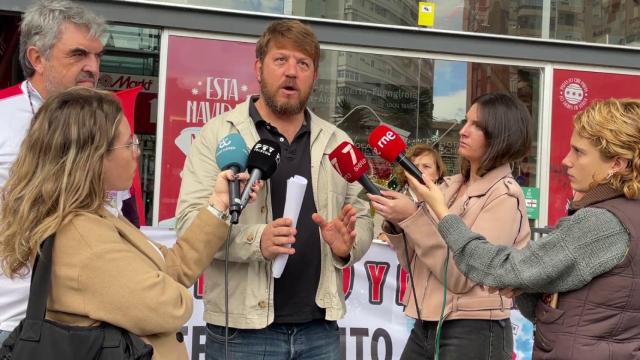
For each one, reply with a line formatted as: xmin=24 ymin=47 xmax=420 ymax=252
xmin=43 ymin=76 xmax=65 ymax=98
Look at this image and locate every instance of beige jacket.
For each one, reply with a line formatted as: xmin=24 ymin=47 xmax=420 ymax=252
xmin=384 ymin=164 xmax=530 ymax=321
xmin=175 ymin=98 xmax=373 ymax=329
xmin=47 ymin=207 xmax=229 ymax=360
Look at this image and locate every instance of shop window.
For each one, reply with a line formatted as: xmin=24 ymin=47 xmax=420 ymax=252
xmin=100 ymin=24 xmax=161 ymax=226
xmin=155 ymin=36 xmax=542 ymax=228
xmin=124 ymin=0 xmax=640 ymax=48
xmin=309 ymin=49 xmax=540 ymax=192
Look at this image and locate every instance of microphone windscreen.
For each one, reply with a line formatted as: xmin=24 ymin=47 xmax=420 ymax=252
xmin=246 ymin=139 xmax=281 ymax=179
xmin=368 ymin=125 xmax=406 ymax=162
xmin=215 ymin=133 xmax=248 ymax=171
xmin=329 ymin=141 xmax=369 ymax=183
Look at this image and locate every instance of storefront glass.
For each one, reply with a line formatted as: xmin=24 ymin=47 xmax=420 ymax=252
xmin=100 ymin=25 xmax=161 ymax=225
xmin=134 ymin=0 xmax=640 ymax=47
xmin=155 ymin=34 xmax=541 ymax=226
xmin=309 ymin=49 xmax=540 ymax=190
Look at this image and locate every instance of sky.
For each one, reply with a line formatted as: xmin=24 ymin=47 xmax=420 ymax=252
xmin=186 ymin=0 xmax=284 ymax=13
xmin=433 ymin=1 xmax=465 ymax=31
xmin=432 ymin=60 xmax=467 ymax=121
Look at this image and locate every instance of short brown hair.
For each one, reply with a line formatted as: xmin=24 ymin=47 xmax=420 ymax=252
xmin=255 ymin=20 xmax=320 ymax=70
xmin=394 ymin=143 xmax=446 ymax=187
xmin=461 ymin=93 xmax=532 ymax=179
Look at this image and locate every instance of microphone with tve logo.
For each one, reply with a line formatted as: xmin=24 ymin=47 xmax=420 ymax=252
xmin=329 ymin=141 xmax=381 ymax=195
xmin=368 ymin=125 xmax=424 ymax=185
xmin=215 ymin=133 xmax=248 ymax=224
xmin=239 ymin=139 xmax=281 ymax=210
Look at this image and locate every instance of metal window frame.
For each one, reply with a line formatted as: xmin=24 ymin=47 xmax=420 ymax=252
xmin=2 ymin=0 xmax=640 ymax=70
xmin=5 ymin=1 xmax=640 ymax=228
xmin=152 ymin=28 xmax=640 ymax=228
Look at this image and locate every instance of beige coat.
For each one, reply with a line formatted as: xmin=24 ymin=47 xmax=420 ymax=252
xmin=384 ymin=164 xmax=530 ymax=321
xmin=47 ymin=207 xmax=228 ymax=360
xmin=175 ymin=98 xmax=374 ymax=329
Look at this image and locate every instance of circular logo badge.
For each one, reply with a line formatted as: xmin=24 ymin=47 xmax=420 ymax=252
xmin=559 ymin=78 xmax=589 ymax=110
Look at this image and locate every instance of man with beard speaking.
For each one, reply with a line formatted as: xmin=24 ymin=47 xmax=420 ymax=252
xmin=176 ymin=20 xmax=373 ymax=360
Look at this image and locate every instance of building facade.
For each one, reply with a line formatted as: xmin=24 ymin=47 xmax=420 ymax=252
xmin=1 ymin=0 xmax=639 ymax=228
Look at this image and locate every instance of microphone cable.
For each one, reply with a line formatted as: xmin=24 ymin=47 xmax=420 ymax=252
xmin=398 ymin=226 xmax=434 ymax=357
xmin=434 ymin=252 xmax=449 ymax=360
xmin=399 ymin=200 xmax=451 ymax=360
xmin=261 ymin=270 xmax=272 ymax=360
xmin=382 ymin=185 xmax=425 ymax=353
xmin=429 ymin=176 xmax=514 ymax=359
xmin=224 ymin=223 xmax=233 ymax=360
xmin=261 ymin=182 xmax=272 ymax=360
xmin=400 ymin=229 xmax=422 ymax=322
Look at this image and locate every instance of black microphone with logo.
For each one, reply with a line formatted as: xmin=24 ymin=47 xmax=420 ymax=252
xmin=239 ymin=139 xmax=281 ymax=210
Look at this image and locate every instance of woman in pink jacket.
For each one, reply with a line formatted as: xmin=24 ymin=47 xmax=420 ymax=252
xmin=369 ymin=93 xmax=532 ymax=360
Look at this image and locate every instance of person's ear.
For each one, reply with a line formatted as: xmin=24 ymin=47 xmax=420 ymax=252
xmin=611 ymin=156 xmax=630 ymax=174
xmin=254 ymin=59 xmax=262 ymax=84
xmin=26 ymin=46 xmax=46 ymax=75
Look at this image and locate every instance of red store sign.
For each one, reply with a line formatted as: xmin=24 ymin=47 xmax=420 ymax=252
xmin=155 ymin=35 xmax=259 ymax=225
xmin=548 ymin=69 xmax=640 ymax=225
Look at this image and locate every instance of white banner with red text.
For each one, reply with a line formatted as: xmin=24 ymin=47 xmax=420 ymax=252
xmin=142 ymin=227 xmax=533 ymax=360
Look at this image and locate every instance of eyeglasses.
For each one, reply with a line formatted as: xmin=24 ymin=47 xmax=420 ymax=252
xmin=110 ymin=134 xmax=140 ymax=154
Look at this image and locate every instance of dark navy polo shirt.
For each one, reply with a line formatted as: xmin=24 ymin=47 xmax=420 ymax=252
xmin=249 ymin=97 xmax=325 ymax=323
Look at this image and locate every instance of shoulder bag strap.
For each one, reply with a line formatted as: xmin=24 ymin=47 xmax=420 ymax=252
xmin=24 ymin=233 xmax=55 ymax=321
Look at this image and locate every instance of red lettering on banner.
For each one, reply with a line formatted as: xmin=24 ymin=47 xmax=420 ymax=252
xmin=111 ymin=75 xmax=153 ymax=91
xmin=342 ymin=266 xmax=354 ymax=300
xmin=395 ymin=265 xmax=409 ymax=306
xmin=364 ymin=261 xmax=390 ymax=305
xmin=194 ymin=273 xmax=204 ymax=299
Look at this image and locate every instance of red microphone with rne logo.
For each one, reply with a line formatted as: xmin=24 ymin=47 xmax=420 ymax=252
xmin=329 ymin=141 xmax=381 ymax=195
xmin=368 ymin=124 xmax=425 ymax=184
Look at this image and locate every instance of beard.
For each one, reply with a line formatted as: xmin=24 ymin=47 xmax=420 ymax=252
xmin=42 ymin=67 xmax=66 ymax=97
xmin=260 ymin=76 xmax=312 ymax=117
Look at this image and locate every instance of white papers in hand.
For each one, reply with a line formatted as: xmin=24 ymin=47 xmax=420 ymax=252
xmin=272 ymin=175 xmax=307 ymax=278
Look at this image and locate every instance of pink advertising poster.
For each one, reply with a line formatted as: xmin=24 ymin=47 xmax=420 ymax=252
xmin=157 ymin=36 xmax=259 ymax=225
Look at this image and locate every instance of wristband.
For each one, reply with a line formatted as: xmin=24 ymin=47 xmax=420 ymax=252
xmin=207 ymin=202 xmax=229 ymax=221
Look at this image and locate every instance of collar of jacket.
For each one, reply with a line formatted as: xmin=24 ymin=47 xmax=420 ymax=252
xmin=97 ymin=207 xmax=165 ymax=270
xmin=223 ymin=97 xmax=339 ymax=212
xmin=571 ymin=184 xmax=624 ymax=210
xmin=225 ymin=98 xmax=336 ymax=150
xmin=444 ymin=163 xmax=514 ymax=198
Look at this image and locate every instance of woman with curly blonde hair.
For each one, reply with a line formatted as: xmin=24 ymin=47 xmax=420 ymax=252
xmin=0 ymin=87 xmax=259 ymax=359
xmin=410 ymin=98 xmax=640 ymax=360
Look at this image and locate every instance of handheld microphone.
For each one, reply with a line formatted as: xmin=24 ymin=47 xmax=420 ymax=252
xmin=239 ymin=139 xmax=281 ymax=209
xmin=215 ymin=133 xmax=248 ymax=224
xmin=368 ymin=125 xmax=424 ymax=185
xmin=329 ymin=141 xmax=381 ymax=195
